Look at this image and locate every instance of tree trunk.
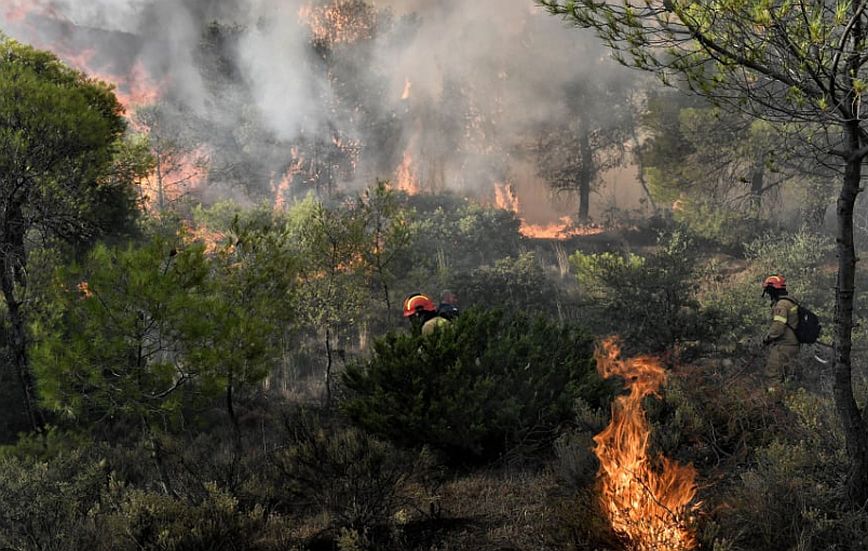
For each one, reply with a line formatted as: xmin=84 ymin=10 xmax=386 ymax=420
xmin=226 ymin=373 xmax=242 ymax=453
xmin=0 ymin=205 xmax=40 ymax=433
xmin=836 ymin=129 xmax=868 ymax=507
xmin=155 ymin=152 xmax=165 ymax=213
xmin=629 ymin=125 xmax=658 ymax=213
xmin=749 ymin=153 xmax=766 ymax=211
xmin=324 ymin=326 xmax=333 ymax=406
xmin=578 ymin=123 xmax=593 ymax=222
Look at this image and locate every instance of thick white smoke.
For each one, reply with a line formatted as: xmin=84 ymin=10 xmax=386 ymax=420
xmin=0 ymin=0 xmax=640 ymax=215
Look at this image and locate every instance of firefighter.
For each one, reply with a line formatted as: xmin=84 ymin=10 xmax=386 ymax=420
xmin=761 ymin=274 xmax=800 ymax=394
xmin=437 ymin=289 xmax=460 ymax=320
xmin=403 ymin=293 xmax=450 ymax=336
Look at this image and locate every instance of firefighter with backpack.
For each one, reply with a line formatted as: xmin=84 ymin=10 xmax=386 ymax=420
xmin=761 ymin=274 xmax=821 ymax=394
xmin=402 ymin=293 xmax=451 ymax=336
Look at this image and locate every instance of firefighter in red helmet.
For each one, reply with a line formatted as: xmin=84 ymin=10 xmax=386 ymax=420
xmin=403 ymin=293 xmax=450 ymax=336
xmin=761 ymin=274 xmax=800 ymax=395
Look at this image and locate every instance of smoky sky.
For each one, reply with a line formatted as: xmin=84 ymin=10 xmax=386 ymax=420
xmin=1 ymin=0 xmax=637 ymax=213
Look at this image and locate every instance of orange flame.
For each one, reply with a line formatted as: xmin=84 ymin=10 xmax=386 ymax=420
xmin=494 ymin=182 xmax=521 ymax=212
xmin=401 ymin=78 xmax=412 ymax=100
xmin=273 ymin=146 xmax=305 ymax=212
xmin=138 ymin=146 xmax=210 ymax=213
xmin=593 ymin=338 xmax=699 ymax=550
xmin=3 ymin=2 xmax=164 ymax=114
xmin=76 ymin=281 xmax=94 ymax=299
xmin=273 ymin=171 xmax=293 ymax=212
xmin=393 ymin=150 xmax=420 ymax=195
xmin=182 ymin=221 xmax=227 ymax=256
xmin=492 ymin=182 xmax=604 ymax=239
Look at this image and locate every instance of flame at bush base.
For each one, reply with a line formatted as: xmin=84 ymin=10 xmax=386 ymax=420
xmin=593 ymin=338 xmax=699 ymax=550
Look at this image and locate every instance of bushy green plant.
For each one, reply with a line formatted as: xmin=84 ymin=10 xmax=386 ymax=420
xmin=31 ymin=223 xmax=296 ymax=434
xmin=105 ymin=483 xmax=270 ymax=551
xmin=571 ymin=229 xmax=707 ymax=353
xmin=0 ymin=449 xmax=107 ymax=551
xmin=451 ymin=252 xmax=562 ymax=316
xmin=396 ymin=199 xmax=522 ymax=289
xmin=342 ymin=309 xmax=607 ymax=463
xmin=672 ymin=198 xmax=767 ymax=250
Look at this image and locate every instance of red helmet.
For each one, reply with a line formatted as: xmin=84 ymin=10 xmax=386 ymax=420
xmin=403 ymin=293 xmax=436 ymax=317
xmin=763 ymin=274 xmax=787 ymax=290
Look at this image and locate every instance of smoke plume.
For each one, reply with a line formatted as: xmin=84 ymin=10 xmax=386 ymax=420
xmin=1 ymin=0 xmax=638 ymax=218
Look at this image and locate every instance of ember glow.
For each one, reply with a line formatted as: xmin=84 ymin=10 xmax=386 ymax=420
xmin=593 ymin=338 xmax=699 ymax=550
xmin=138 ymin=146 xmax=210 ymax=214
xmin=299 ymin=0 xmax=377 ymax=46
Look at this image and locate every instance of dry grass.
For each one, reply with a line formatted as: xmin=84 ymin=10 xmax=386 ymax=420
xmin=399 ymin=468 xmax=559 ymax=550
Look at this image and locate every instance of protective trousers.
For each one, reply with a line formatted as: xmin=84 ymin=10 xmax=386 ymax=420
xmin=765 ymin=343 xmax=799 ymax=393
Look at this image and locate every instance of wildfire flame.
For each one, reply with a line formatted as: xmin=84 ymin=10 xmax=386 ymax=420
xmin=493 ymin=182 xmax=604 ymax=239
xmin=393 ymin=150 xmax=420 ymax=195
xmin=137 ymin=145 xmax=209 ymax=214
xmin=273 ymin=146 xmax=305 ymax=212
xmin=593 ymin=338 xmax=699 ymax=550
xmin=2 ymin=3 xmax=164 ymax=114
xmin=182 ymin=221 xmax=227 ymax=256
xmin=494 ymin=182 xmax=521 ymax=212
xmin=401 ymin=78 xmax=412 ymax=100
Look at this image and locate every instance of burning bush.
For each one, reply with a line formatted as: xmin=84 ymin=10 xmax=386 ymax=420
xmin=341 ymin=309 xmax=610 ymax=464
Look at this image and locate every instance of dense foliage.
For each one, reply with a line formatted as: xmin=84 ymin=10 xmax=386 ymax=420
xmin=342 ymin=309 xmax=608 ymax=463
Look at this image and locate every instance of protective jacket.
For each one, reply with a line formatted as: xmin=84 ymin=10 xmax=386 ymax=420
xmin=422 ymin=316 xmax=450 ymax=336
xmin=767 ymin=297 xmax=799 ymax=346
xmin=764 ymin=296 xmax=800 ymax=392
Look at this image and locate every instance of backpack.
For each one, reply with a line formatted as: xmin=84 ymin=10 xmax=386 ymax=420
xmin=783 ymin=298 xmax=822 ymax=344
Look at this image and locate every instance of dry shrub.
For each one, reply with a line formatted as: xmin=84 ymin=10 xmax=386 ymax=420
xmin=269 ymin=410 xmax=411 ymax=539
xmin=548 ymin=487 xmax=625 ymax=550
xmin=701 ymin=389 xmax=868 ymax=551
xmin=104 ymin=482 xmax=275 ymax=551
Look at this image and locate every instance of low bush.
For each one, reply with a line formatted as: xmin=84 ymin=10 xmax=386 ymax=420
xmin=342 ymin=308 xmax=609 ymax=464
xmin=701 ymin=389 xmax=868 ymax=551
xmin=0 ymin=448 xmax=107 ymax=551
xmin=450 ymin=252 xmax=563 ymax=317
xmin=269 ymin=410 xmax=410 ymax=536
xmin=571 ymin=229 xmax=707 ymax=354
xmin=104 ymin=483 xmax=273 ymax=551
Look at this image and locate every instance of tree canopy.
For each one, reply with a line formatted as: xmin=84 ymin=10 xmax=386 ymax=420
xmin=0 ymin=37 xmax=143 ymax=432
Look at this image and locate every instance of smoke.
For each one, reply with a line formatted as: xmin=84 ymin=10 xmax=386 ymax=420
xmin=236 ymin=0 xmax=331 ymax=141
xmin=0 ymin=0 xmax=639 ymax=217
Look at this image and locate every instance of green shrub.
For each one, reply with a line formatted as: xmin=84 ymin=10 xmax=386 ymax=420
xmin=451 ymin=252 xmax=563 ymax=317
xmin=673 ymin=198 xmax=767 ymax=250
xmin=0 ymin=449 xmax=107 ymax=551
xmin=571 ymin=229 xmax=707 ymax=354
xmin=342 ymin=309 xmax=607 ymax=464
xmin=106 ymin=483 xmax=270 ymax=551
